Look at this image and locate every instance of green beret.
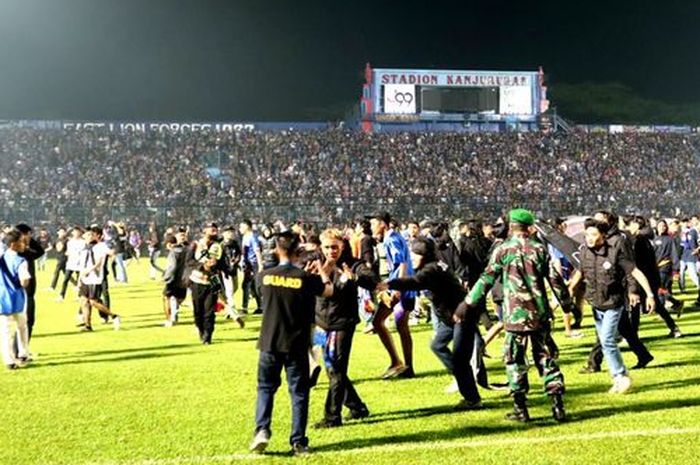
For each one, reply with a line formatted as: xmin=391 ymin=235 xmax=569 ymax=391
xmin=509 ymin=208 xmax=535 ymax=226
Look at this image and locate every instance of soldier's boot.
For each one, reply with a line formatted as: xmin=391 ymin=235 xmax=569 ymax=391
xmin=551 ymin=394 xmax=566 ymax=423
xmin=505 ymin=394 xmax=530 ymax=422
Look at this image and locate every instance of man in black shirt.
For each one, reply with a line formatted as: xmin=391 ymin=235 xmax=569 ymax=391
xmin=381 ymin=237 xmax=484 ymax=410
xmin=250 ymin=231 xmax=333 ymax=456
xmin=312 ymin=229 xmax=369 ymax=429
xmin=15 ymin=224 xmax=44 ymax=349
xmin=50 ymin=227 xmax=69 ymax=291
xmin=569 ymin=218 xmax=656 ymax=394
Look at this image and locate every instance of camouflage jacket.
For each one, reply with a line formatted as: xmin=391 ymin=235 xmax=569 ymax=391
xmin=466 ymin=233 xmax=572 ymax=332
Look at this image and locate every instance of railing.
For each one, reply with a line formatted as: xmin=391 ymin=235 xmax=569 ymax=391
xmin=1 ymin=195 xmax=695 ymax=229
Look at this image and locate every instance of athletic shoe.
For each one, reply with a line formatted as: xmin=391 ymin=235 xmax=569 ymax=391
xmin=344 ymin=408 xmax=370 ymax=422
xmin=252 ymin=308 xmax=263 ymax=315
xmin=236 ymin=316 xmax=245 ymax=329
xmin=16 ymin=356 xmax=30 ymax=367
xmin=6 ymin=363 xmax=20 ymax=371
xmin=55 ymin=296 xmax=64 ymax=303
xmin=112 ymin=316 xmax=121 ymax=331
xmin=163 ymin=320 xmax=173 ymax=328
xmin=669 ymin=327 xmax=683 ymax=339
xmin=362 ymin=324 xmax=375 ymax=335
xmin=566 ymin=331 xmax=584 ymax=339
xmin=609 ymin=375 xmax=632 ymax=394
xmin=80 ymin=325 xmax=93 ymax=332
xmin=291 ymin=443 xmax=310 ymax=457
xmin=249 ymin=429 xmax=270 ymax=453
xmin=632 ymin=354 xmax=654 ymax=369
xmin=445 ymin=380 xmax=460 ymax=394
xmin=454 ymin=399 xmax=483 ymax=411
xmin=313 ymin=419 xmax=341 ymax=429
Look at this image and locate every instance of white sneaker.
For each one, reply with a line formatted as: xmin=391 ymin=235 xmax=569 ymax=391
xmin=249 ymin=429 xmax=270 ymax=453
xmin=163 ymin=320 xmax=173 ymax=328
xmin=112 ymin=316 xmax=121 ymax=331
xmin=610 ymin=374 xmax=632 ymax=394
xmin=445 ymin=380 xmax=460 ymax=394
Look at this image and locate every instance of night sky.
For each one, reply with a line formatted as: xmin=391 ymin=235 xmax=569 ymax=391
xmin=0 ymin=0 xmax=698 ymax=121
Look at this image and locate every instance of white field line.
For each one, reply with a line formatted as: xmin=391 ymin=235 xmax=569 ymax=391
xmin=79 ymin=426 xmax=700 ymax=465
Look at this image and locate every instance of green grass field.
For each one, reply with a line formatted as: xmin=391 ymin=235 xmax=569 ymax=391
xmin=2 ymin=258 xmax=700 ymax=465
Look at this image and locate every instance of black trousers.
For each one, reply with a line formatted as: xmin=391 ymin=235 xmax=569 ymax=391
xmin=323 ymin=329 xmax=367 ymax=423
xmin=60 ymin=270 xmax=79 ymax=299
xmin=242 ymin=271 xmax=260 ymax=311
xmin=587 ymin=305 xmax=652 ymax=369
xmin=191 ymin=283 xmax=217 ymax=343
xmin=51 ymin=260 xmax=67 ymax=289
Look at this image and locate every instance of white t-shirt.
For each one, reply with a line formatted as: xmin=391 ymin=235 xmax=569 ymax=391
xmin=66 ymin=238 xmax=86 ymax=271
xmin=79 ymin=242 xmax=110 ymax=285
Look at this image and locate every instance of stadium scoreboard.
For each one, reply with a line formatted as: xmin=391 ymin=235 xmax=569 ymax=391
xmin=360 ymin=64 xmax=549 ymax=132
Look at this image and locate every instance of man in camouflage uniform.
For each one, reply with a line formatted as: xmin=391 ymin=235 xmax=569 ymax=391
xmin=455 ymin=209 xmax=574 ymax=422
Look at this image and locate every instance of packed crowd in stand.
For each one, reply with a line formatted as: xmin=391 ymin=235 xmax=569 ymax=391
xmin=2 ymin=126 xmax=700 ymax=456
xmin=1 ymin=128 xmax=700 ymax=226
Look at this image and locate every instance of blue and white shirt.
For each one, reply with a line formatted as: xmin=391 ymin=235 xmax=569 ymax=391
xmin=0 ymin=249 xmax=29 ymax=315
xmin=383 ymin=229 xmax=416 ymax=299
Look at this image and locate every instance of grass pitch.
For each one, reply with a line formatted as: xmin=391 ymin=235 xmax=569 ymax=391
xmin=2 ymin=259 xmax=700 ymax=465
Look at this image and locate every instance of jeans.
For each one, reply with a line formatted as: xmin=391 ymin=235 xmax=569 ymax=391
xmin=592 ymin=306 xmax=627 ymax=378
xmin=323 ymin=329 xmax=367 ymax=423
xmin=114 ymin=253 xmax=128 ymax=283
xmin=430 ymin=319 xmax=481 ymax=402
xmin=679 ymin=260 xmax=698 ymax=290
xmin=254 ymin=351 xmax=310 ymax=447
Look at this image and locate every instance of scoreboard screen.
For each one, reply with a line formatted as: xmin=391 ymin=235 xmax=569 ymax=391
xmin=421 ymin=87 xmax=499 ymax=114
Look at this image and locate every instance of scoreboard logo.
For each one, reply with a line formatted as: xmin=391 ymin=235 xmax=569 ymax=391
xmin=383 ymin=84 xmax=416 ymax=114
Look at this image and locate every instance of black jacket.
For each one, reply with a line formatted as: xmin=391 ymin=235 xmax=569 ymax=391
xmin=20 ymin=238 xmax=45 ymax=296
xmin=261 ymin=236 xmax=279 ymax=269
xmin=458 ymin=234 xmax=492 ymax=286
xmin=163 ymin=244 xmax=187 ymax=288
xmin=652 ymin=233 xmax=677 ymax=273
xmin=579 ymin=235 xmax=636 ymax=310
xmin=222 ymin=238 xmax=242 ymax=277
xmin=388 ymin=261 xmax=467 ymax=325
xmin=630 ymin=232 xmax=660 ymax=296
xmin=315 ymin=267 xmax=361 ymax=331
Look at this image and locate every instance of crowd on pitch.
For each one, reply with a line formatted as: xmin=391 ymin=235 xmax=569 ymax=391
xmin=1 ymin=208 xmax=695 ymax=456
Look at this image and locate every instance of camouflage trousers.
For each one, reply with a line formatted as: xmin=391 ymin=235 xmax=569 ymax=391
xmin=503 ymin=331 xmax=565 ymax=396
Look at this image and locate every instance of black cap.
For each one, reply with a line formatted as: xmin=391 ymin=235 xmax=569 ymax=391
xmin=222 ymin=225 xmax=236 ymax=232
xmin=364 ymin=210 xmax=392 ymax=225
xmin=204 ymin=221 xmax=218 ymax=229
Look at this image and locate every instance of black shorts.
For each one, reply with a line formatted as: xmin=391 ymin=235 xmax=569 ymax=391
xmin=80 ymin=284 xmax=103 ymax=301
xmin=163 ymin=284 xmax=187 ymax=300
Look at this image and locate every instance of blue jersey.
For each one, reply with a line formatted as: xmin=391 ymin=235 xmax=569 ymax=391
xmin=242 ymin=233 xmax=261 ymax=268
xmin=384 ymin=230 xmax=416 ymax=299
xmin=680 ymin=227 xmax=698 ymax=262
xmin=0 ymin=250 xmax=27 ymax=315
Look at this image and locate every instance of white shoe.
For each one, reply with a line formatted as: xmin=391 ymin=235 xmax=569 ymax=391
xmin=55 ymin=296 xmax=64 ymax=303
xmin=610 ymin=374 xmax=632 ymax=394
xmin=163 ymin=320 xmax=173 ymax=328
xmin=249 ymin=429 xmax=270 ymax=453
xmin=445 ymin=380 xmax=460 ymax=394
xmin=112 ymin=316 xmax=121 ymax=331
